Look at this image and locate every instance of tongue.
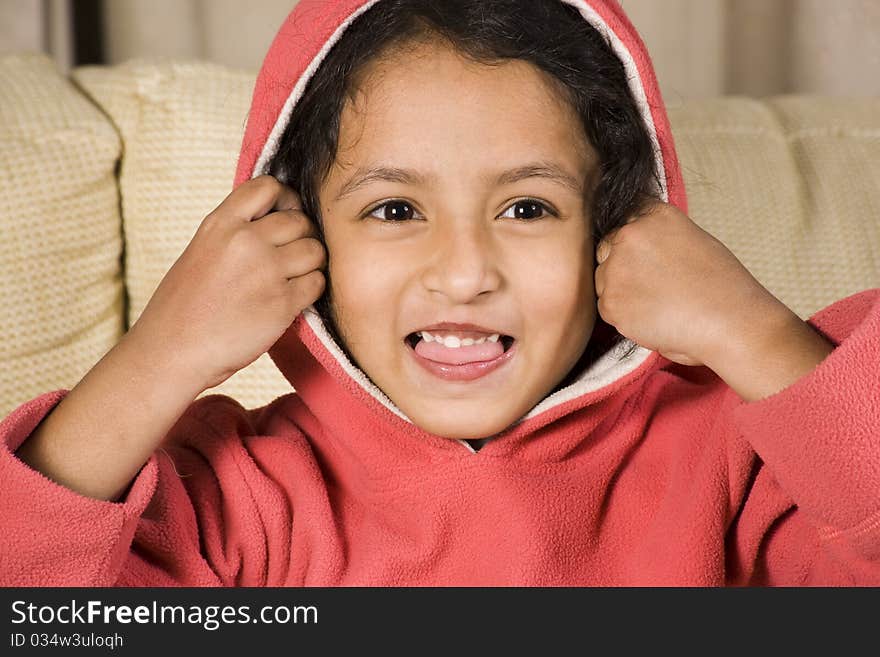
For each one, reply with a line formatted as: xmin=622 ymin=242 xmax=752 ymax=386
xmin=414 ymin=337 xmax=505 ymax=364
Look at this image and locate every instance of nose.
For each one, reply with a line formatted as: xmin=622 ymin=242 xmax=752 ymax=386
xmin=420 ymin=218 xmax=502 ymax=304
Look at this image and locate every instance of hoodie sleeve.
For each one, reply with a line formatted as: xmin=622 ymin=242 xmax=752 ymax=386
xmin=0 ymin=390 xmax=160 ymax=586
xmin=0 ymin=390 xmax=279 ymax=587
xmin=724 ymin=288 xmax=880 ymax=585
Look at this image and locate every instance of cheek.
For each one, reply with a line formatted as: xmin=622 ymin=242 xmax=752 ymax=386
xmin=516 ymin=240 xmax=594 ymax=312
xmin=326 ymin=243 xmax=411 ymax=328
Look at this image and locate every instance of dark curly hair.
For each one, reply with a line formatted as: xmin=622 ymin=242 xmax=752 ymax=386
xmin=269 ymin=0 xmax=662 ymax=385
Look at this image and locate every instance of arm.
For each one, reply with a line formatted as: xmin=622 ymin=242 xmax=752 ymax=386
xmin=721 ymin=289 xmax=880 ymax=582
xmin=701 ymin=297 xmax=835 ymax=403
xmin=0 ymin=389 xmax=267 ymax=587
xmin=15 ymin=329 xmax=206 ymax=502
xmin=0 ymin=389 xmax=161 ymax=586
xmin=1 ymin=177 xmax=322 ymax=586
xmin=16 ymin=175 xmax=320 ymax=503
xmin=590 ymin=200 xmax=879 ymax=581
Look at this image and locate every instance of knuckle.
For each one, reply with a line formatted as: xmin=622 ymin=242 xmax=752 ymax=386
xmin=246 ymin=175 xmax=280 ymax=202
xmin=291 ymin=271 xmax=325 ymax=308
xmin=227 ymin=228 xmax=259 ymax=259
xmin=197 ymin=212 xmax=226 ymax=239
xmin=252 ymin=174 xmax=279 ymax=191
xmin=304 ymin=238 xmax=326 ymax=263
xmin=619 ymin=222 xmax=645 ymax=246
xmin=308 ymin=269 xmax=326 ymax=291
xmin=201 ymin=207 xmax=226 ymax=226
xmin=294 ymin=212 xmax=318 ymax=235
xmin=616 ymin=223 xmax=634 ymax=240
xmin=284 ymin=209 xmax=305 ymax=230
xmin=599 ymin=283 xmax=617 ymax=307
xmin=307 ymin=270 xmax=326 ymax=297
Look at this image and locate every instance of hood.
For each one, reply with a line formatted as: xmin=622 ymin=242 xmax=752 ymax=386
xmin=234 ymin=0 xmax=687 ymax=452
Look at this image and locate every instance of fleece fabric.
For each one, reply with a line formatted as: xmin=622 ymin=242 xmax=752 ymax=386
xmin=2 ymin=0 xmax=879 ymax=586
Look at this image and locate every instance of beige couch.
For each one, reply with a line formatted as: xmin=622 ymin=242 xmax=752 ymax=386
xmin=1 ymin=53 xmax=878 ymax=418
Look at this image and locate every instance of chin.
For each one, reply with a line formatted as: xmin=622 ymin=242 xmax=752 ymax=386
xmin=409 ymin=410 xmax=519 ymax=441
xmin=398 ymin=388 xmax=541 ymax=440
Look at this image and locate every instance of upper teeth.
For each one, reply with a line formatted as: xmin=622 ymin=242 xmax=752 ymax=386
xmin=419 ymin=331 xmax=501 ymax=348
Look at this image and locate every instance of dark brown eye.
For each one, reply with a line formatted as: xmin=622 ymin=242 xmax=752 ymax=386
xmin=367 ymin=200 xmax=417 ymax=222
xmin=501 ymin=199 xmax=555 ymax=221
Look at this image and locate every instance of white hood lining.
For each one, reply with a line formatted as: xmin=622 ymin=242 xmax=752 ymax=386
xmin=255 ymin=0 xmax=666 ymax=429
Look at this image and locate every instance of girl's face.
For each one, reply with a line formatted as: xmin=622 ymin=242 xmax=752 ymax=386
xmin=318 ymin=39 xmax=599 ymax=439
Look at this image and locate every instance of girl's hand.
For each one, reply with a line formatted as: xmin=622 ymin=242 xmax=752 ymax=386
xmin=594 ymin=200 xmax=789 ymax=368
xmin=126 ymin=175 xmax=327 ymax=391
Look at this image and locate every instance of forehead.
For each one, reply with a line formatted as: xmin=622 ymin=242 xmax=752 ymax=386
xmin=335 ymin=39 xmax=592 ymax=166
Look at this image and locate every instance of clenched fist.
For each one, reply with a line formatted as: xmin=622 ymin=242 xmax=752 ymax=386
xmin=126 ymin=175 xmax=327 ymax=391
xmin=594 ymin=200 xmax=788 ymax=368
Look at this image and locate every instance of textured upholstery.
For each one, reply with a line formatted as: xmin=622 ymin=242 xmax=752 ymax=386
xmin=0 ymin=54 xmax=124 ymax=417
xmin=1 ymin=54 xmax=878 ymax=415
xmin=667 ymin=96 xmax=880 ymax=320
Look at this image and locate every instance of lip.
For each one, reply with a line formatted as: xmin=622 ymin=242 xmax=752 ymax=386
xmin=406 ymin=338 xmax=517 ymax=382
xmin=410 ymin=321 xmax=511 ymax=337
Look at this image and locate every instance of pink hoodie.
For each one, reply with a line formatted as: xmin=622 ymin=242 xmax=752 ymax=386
xmin=2 ymin=0 xmax=879 ymax=587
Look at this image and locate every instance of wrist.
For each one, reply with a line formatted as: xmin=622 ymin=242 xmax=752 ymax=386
xmin=704 ymin=297 xmax=795 ymax=369
xmin=702 ymin=298 xmax=833 ymax=402
xmin=118 ymin=326 xmax=210 ymax=398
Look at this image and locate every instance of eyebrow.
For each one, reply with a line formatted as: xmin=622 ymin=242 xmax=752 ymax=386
xmin=333 ymin=160 xmax=585 ymax=202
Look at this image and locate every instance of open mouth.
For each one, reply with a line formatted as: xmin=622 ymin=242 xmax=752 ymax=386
xmin=404 ymin=329 xmax=517 ymax=382
xmin=404 ymin=332 xmax=515 ymax=352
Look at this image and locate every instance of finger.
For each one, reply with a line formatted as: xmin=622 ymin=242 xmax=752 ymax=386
xmin=250 ymin=208 xmax=318 ymax=246
xmin=288 ymin=270 xmax=327 ymax=310
xmin=595 ymin=239 xmax=611 ymax=265
xmin=223 ymin=175 xmax=303 ymax=222
xmin=277 ymin=237 xmax=327 ymax=279
xmin=594 ymin=261 xmax=605 ymax=298
xmin=596 ymin=293 xmax=613 ymax=326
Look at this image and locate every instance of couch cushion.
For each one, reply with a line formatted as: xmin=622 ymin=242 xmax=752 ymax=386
xmin=0 ymin=54 xmax=124 ymax=417
xmin=73 ymin=60 xmax=291 ymax=409
xmin=667 ymin=96 xmax=880 ymax=319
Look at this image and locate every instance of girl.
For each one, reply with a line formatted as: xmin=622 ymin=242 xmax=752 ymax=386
xmin=2 ymin=0 xmax=878 ymax=586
